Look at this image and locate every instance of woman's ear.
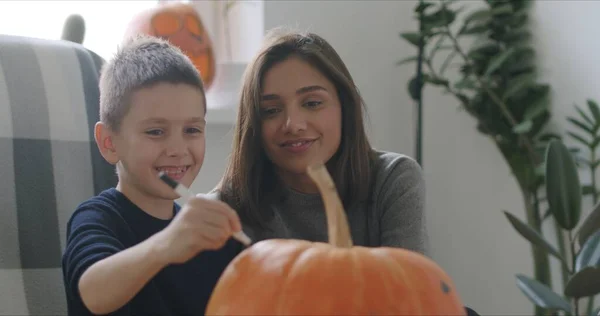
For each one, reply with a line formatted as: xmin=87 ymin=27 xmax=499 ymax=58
xmin=94 ymin=122 xmax=119 ymax=165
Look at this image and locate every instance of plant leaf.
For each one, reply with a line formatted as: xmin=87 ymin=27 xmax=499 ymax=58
xmin=491 ymin=3 xmax=513 ymax=15
xmin=567 ymin=117 xmax=595 ymax=135
xmin=564 ymin=266 xmax=600 ymax=298
xmin=459 ymin=24 xmax=489 ymax=35
xmin=523 ymin=95 xmax=549 ymax=120
xmin=415 ymin=1 xmax=435 ymax=13
xmin=588 ymin=99 xmax=600 ymax=123
xmin=576 ymin=230 xmax=600 ymax=271
xmin=439 ymin=50 xmax=457 ymax=75
xmin=567 ymin=131 xmax=591 ymax=147
xmin=407 ymin=75 xmax=420 ymax=101
xmin=397 ymin=56 xmax=419 ymax=66
xmin=513 ymin=120 xmax=533 ymax=134
xmin=423 ymin=75 xmax=449 ymax=87
xmin=400 ymin=32 xmax=421 ymax=47
xmin=578 ymin=201 xmax=600 ymax=246
xmin=545 ymin=139 xmax=582 ymax=230
xmin=574 ymin=104 xmax=595 ymax=128
xmin=454 ymin=77 xmax=477 ymax=90
xmin=539 ymin=133 xmax=562 ymax=142
xmin=504 ymin=73 xmax=536 ymax=99
xmin=516 ymin=274 xmax=572 ymax=312
xmin=583 ymin=185 xmax=597 ymax=196
xmin=484 ymin=47 xmax=516 ymax=77
xmin=464 ymin=9 xmax=491 ymax=24
xmin=503 ymin=211 xmax=567 ymax=266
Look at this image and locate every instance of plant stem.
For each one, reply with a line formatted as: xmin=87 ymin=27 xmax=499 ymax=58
xmin=523 ymin=188 xmax=554 ymax=316
xmin=566 ymin=230 xmax=579 ymax=316
xmin=588 ymin=150 xmax=598 ymax=316
xmin=555 ymin=218 xmax=570 ymax=288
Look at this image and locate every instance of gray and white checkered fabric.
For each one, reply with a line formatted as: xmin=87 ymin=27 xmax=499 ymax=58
xmin=0 ymin=34 xmax=117 ymax=315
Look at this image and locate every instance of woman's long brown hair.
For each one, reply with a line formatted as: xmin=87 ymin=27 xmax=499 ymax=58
xmin=217 ymin=27 xmax=374 ymax=229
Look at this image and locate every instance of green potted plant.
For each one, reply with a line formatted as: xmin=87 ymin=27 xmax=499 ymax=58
xmin=506 ymin=138 xmax=600 ymax=316
xmin=398 ymin=0 xmax=554 ymax=313
xmin=397 ymin=0 xmax=600 ymax=315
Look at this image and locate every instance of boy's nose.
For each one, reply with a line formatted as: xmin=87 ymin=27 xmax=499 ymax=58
xmin=165 ymin=137 xmax=189 ymax=157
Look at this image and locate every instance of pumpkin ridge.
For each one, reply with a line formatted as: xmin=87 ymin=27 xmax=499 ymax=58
xmin=350 ymin=249 xmax=365 ymax=313
xmin=275 ymin=243 xmax=320 ymax=314
xmin=376 ymin=248 xmax=423 ymax=315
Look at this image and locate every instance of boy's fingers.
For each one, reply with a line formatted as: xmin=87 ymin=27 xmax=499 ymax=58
xmin=186 ymin=197 xmax=241 ymax=232
xmin=185 ymin=195 xmax=241 ymax=232
xmin=224 ymin=207 xmax=242 ymax=232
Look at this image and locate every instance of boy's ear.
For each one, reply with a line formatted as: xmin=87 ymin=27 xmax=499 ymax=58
xmin=94 ymin=122 xmax=119 ymax=165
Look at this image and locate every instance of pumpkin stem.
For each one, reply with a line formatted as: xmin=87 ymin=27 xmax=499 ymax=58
xmin=306 ymin=164 xmax=353 ymax=248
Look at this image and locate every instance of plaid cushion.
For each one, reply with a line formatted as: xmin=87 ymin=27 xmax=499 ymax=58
xmin=0 ymin=34 xmax=117 ymax=315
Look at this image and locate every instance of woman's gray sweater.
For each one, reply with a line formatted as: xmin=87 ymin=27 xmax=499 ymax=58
xmin=240 ymin=150 xmax=428 ymax=255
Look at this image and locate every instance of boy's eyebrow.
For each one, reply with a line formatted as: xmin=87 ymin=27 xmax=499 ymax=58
xmin=140 ymin=117 xmax=206 ymax=124
xmin=185 ymin=117 xmax=206 ymax=124
xmin=261 ymin=85 xmax=328 ymax=101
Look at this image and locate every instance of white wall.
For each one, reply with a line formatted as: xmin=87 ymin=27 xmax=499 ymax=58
xmin=192 ymin=1 xmax=599 ymax=315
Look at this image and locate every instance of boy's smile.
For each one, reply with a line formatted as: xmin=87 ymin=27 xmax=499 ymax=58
xmin=155 ymin=165 xmax=191 ymax=181
xmin=98 ymin=82 xmax=206 ymax=218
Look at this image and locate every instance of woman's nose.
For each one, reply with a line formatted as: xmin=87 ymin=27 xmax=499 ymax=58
xmin=282 ymin=109 xmax=307 ymax=134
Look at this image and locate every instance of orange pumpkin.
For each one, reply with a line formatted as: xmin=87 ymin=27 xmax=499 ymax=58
xmin=124 ymin=2 xmax=216 ymax=89
xmin=206 ymin=164 xmax=466 ymax=315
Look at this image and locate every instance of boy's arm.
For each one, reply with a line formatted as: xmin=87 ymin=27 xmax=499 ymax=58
xmin=63 ymin=208 xmax=168 ymax=315
xmin=63 ymin=195 xmax=241 ymax=315
xmin=77 ymin=232 xmax=169 ymax=315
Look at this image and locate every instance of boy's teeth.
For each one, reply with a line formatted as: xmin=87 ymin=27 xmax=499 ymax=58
xmin=157 ymin=166 xmax=186 ymax=174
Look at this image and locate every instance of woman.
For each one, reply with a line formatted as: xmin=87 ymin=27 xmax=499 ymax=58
xmin=216 ymin=28 xmax=427 ymax=254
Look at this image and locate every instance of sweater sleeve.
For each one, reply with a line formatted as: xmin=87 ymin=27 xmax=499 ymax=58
xmin=377 ymin=155 xmax=428 ymax=255
xmin=62 ymin=205 xmax=130 ymax=315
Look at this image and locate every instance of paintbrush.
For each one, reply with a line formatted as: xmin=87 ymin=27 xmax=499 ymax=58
xmin=158 ymin=171 xmax=252 ymax=247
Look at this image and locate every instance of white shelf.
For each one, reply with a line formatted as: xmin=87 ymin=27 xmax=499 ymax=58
xmin=204 ymin=62 xmax=246 ymax=125
xmin=207 ymin=106 xmax=237 ymax=124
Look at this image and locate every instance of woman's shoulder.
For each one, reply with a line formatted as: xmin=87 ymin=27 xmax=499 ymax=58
xmin=370 ymin=149 xmax=423 ymax=180
xmin=369 ymin=149 xmax=425 ymax=200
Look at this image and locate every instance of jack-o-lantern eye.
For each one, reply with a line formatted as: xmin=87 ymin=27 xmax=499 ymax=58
xmin=152 ymin=11 xmax=181 ymax=36
xmin=185 ymin=14 xmax=203 ymax=40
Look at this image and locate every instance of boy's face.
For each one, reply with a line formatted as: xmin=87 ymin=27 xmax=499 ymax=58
xmin=103 ymin=82 xmax=206 ymax=202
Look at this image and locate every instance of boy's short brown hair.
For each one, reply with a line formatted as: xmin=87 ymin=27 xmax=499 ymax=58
xmin=99 ymin=34 xmax=206 ymax=132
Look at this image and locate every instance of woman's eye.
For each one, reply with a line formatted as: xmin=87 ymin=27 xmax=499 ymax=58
xmin=261 ymin=107 xmax=280 ymax=116
xmin=305 ymin=101 xmax=322 ymax=108
xmin=145 ymin=129 xmax=163 ymax=136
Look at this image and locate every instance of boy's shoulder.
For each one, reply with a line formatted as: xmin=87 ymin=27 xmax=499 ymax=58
xmin=66 ymin=188 xmax=129 ymax=234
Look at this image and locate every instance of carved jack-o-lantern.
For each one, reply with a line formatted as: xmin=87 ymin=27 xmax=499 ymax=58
xmin=124 ymin=2 xmax=216 ymax=89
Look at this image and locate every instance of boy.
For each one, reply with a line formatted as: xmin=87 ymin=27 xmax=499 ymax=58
xmin=61 ymin=35 xmax=244 ymax=315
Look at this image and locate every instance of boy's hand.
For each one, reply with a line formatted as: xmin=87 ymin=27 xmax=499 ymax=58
xmin=154 ymin=196 xmax=242 ymax=265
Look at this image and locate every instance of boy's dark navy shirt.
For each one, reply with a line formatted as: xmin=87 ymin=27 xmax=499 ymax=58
xmin=61 ymin=188 xmax=242 ymax=315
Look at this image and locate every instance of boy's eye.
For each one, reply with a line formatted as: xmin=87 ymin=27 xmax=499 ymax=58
xmin=185 ymin=127 xmax=203 ymax=134
xmin=145 ymin=129 xmax=164 ymax=136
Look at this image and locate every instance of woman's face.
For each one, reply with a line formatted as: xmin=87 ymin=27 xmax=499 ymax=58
xmin=259 ymin=56 xmax=342 ymax=188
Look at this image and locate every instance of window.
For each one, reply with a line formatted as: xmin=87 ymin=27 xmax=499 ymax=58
xmin=0 ymin=0 xmax=159 ymax=60
xmin=0 ymin=0 xmax=265 ymax=118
